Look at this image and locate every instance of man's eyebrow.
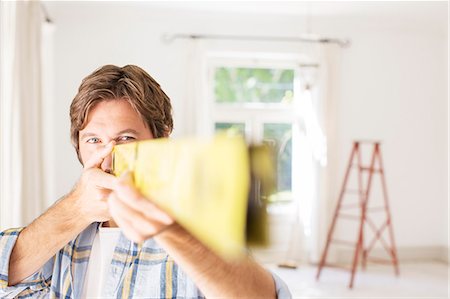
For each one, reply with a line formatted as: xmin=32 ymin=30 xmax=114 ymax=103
xmin=80 ymin=132 xmax=97 ymax=140
xmin=116 ymin=129 xmax=139 ymax=136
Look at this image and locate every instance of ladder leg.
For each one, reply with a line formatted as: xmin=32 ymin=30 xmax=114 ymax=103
xmin=362 ymin=249 xmax=367 ymax=271
xmin=349 ymin=143 xmax=376 ymax=288
xmin=377 ymin=147 xmax=400 ymax=276
xmin=357 ymin=146 xmax=367 ymax=271
xmin=349 ymin=223 xmax=363 ymax=288
xmin=316 ymin=143 xmax=358 ymax=281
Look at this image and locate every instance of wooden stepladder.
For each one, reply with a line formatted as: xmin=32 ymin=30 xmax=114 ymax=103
xmin=316 ymin=141 xmax=399 ymax=288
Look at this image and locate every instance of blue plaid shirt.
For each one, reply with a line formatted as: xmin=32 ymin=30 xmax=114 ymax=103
xmin=0 ymin=223 xmax=291 ymax=298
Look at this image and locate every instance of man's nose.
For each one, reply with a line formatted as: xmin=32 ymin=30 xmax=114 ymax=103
xmin=101 ymin=152 xmax=113 ymax=174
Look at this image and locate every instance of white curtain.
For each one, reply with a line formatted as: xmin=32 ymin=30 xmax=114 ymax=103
xmin=0 ymin=1 xmax=50 ymax=230
xmin=184 ymin=38 xmax=209 ymax=137
xmin=311 ymin=44 xmax=342 ymax=263
xmin=315 ymin=44 xmax=343 ymax=263
xmin=290 ymin=43 xmax=342 ymax=264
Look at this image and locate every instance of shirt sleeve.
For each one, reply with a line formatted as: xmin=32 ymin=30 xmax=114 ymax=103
xmin=0 ymin=227 xmax=53 ymax=298
xmin=271 ymin=271 xmax=292 ymax=299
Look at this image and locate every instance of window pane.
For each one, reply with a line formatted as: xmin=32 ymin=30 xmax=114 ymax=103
xmin=214 ymin=122 xmax=245 ymax=137
xmin=214 ymin=67 xmax=294 ymax=104
xmin=263 ymin=123 xmax=292 ymax=203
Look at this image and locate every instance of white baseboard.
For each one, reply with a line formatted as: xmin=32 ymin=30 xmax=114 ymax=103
xmin=334 ymin=246 xmax=449 ymax=264
xmin=251 ymin=246 xmax=449 ymax=265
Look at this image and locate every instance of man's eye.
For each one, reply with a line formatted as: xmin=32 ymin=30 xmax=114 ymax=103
xmin=117 ymin=136 xmax=135 ymax=142
xmin=86 ymin=137 xmax=100 ymax=144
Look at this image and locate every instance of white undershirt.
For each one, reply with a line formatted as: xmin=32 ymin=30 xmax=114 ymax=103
xmin=82 ymin=226 xmax=121 ymax=298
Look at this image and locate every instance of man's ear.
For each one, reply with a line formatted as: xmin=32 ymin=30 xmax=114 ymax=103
xmin=76 ymin=148 xmax=84 ymax=166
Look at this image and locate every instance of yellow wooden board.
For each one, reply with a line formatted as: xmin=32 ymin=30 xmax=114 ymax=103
xmin=113 ymin=135 xmax=251 ymax=258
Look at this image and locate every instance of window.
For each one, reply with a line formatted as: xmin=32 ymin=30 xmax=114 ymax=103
xmin=263 ymin=123 xmax=292 ymax=203
xmin=214 ymin=67 xmax=294 ymax=104
xmin=208 ymin=57 xmax=302 ymax=204
xmin=215 ymin=122 xmax=246 ymax=137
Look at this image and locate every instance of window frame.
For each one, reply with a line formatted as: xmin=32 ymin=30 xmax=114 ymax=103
xmin=205 ymin=53 xmax=306 ymax=205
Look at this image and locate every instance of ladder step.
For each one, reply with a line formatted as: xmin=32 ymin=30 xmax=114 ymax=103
xmin=353 ymin=140 xmax=381 ymax=144
xmin=360 ymin=167 xmax=382 ymax=172
xmin=350 ymin=165 xmax=383 ymax=172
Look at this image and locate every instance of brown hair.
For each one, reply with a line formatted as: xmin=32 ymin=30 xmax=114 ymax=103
xmin=70 ymin=64 xmax=173 ymax=162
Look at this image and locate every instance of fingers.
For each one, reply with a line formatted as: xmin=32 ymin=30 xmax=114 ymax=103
xmin=84 ymin=141 xmax=116 ymax=170
xmin=113 ymin=176 xmax=173 ymax=225
xmin=109 ymin=207 xmax=146 ymax=243
xmin=87 ymin=168 xmax=118 ymax=190
xmin=107 ymin=173 xmax=175 ymax=242
xmin=108 ymin=192 xmax=172 ymax=242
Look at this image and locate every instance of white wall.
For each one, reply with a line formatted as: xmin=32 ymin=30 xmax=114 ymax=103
xmin=45 ymin=1 xmax=448 ymax=257
xmin=333 ymin=26 xmax=448 ymax=251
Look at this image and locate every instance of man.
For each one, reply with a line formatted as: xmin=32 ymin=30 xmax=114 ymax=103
xmin=0 ymin=65 xmax=291 ymax=298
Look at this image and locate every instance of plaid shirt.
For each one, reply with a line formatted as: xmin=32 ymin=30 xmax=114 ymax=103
xmin=0 ymin=223 xmax=291 ymax=298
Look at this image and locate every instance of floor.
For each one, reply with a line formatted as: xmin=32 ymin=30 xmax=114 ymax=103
xmin=267 ymin=261 xmax=449 ymax=298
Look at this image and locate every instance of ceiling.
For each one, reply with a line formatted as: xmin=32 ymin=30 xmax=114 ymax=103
xmin=133 ymin=1 xmax=447 ymax=20
xmin=44 ymin=1 xmax=448 ymax=29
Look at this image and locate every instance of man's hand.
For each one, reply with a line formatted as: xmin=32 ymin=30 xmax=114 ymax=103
xmin=107 ymin=173 xmax=174 ymax=243
xmin=71 ymin=141 xmax=117 ymax=224
xmin=7 ymin=141 xmax=118 ymax=286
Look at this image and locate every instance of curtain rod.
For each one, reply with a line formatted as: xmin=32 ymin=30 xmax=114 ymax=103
xmin=162 ymin=33 xmax=350 ymax=48
xmin=40 ymin=3 xmax=53 ymax=23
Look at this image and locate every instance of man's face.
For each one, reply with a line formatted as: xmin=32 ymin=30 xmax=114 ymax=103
xmin=79 ymin=99 xmax=153 ymax=171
